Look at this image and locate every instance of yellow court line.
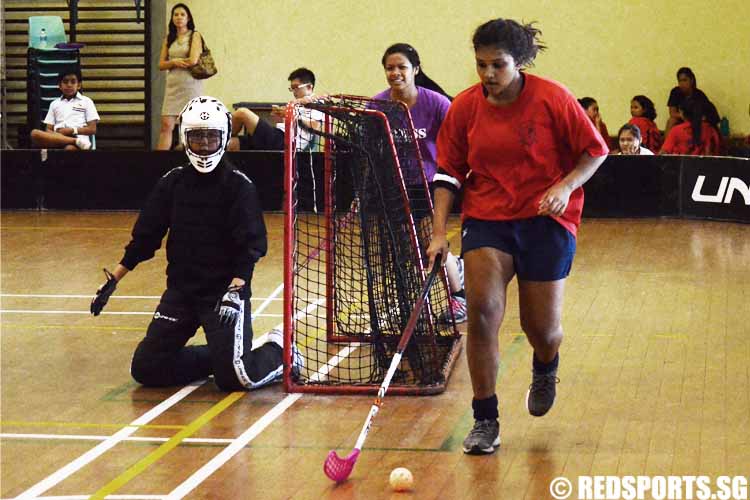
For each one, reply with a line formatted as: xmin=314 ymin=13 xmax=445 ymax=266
xmin=90 ymin=391 xmax=246 ymax=499
xmin=1 ymin=323 xmax=146 ymax=332
xmin=1 ymin=420 xmax=185 ymax=430
xmin=1 ymin=226 xmax=131 ymax=231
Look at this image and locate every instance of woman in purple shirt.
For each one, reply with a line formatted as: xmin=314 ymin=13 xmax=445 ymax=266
xmin=374 ymin=43 xmax=466 ymax=323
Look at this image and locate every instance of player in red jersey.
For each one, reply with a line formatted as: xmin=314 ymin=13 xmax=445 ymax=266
xmin=427 ymin=18 xmax=608 ymax=455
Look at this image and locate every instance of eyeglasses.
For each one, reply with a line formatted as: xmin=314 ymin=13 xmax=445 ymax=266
xmin=288 ymin=83 xmax=312 ymax=92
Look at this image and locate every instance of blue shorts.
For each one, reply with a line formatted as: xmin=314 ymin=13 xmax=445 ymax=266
xmin=461 ymin=217 xmax=576 ymax=281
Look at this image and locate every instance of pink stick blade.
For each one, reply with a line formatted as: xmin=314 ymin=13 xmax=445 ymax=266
xmin=323 ymin=449 xmax=360 ymax=482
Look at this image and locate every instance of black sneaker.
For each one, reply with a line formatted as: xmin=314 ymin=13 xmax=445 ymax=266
xmin=462 ymin=419 xmax=500 ymax=455
xmin=526 ymin=369 xmax=559 ymax=416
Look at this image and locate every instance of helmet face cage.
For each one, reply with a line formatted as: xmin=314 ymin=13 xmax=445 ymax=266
xmin=179 ymin=96 xmax=231 ymax=173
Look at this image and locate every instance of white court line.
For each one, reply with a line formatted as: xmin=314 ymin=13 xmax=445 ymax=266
xmin=13 ymin=286 xmax=282 ymax=499
xmin=5 ymin=496 xmax=165 ymax=500
xmin=0 ymin=433 xmax=234 ymax=445
xmin=13 ymin=382 xmax=205 ymax=500
xmin=252 ymin=282 xmax=284 ymax=319
xmin=0 ymin=310 xmax=282 ymax=318
xmin=0 ymin=294 xmax=282 ymax=301
xmin=165 ymin=344 xmax=359 ymax=499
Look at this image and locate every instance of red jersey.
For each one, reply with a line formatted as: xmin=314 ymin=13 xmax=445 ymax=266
xmin=628 ymin=116 xmax=663 ymax=152
xmin=436 ymin=74 xmax=609 ymax=237
xmin=661 ymin=121 xmax=720 ymax=155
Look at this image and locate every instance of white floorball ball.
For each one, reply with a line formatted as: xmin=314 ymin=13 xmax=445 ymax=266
xmin=389 ymin=467 xmax=414 ymax=492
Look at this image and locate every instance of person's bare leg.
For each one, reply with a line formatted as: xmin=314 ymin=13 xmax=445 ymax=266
xmin=156 ymin=115 xmax=177 ymax=150
xmin=518 ymin=279 xmax=565 ymax=362
xmin=227 ymin=137 xmax=240 ymax=151
xmin=232 ymin=108 xmax=260 ymax=136
xmin=444 ymin=252 xmax=462 ymax=293
xmin=461 ymin=246 xmax=514 ymax=455
xmin=30 ymin=129 xmax=76 ymax=148
xmin=518 ymin=278 xmax=566 ymax=416
xmin=464 ymin=247 xmax=514 ymax=399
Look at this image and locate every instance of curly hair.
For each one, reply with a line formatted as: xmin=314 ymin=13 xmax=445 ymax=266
xmin=632 ymin=95 xmax=657 ymax=121
xmin=472 ymin=18 xmax=546 ymax=67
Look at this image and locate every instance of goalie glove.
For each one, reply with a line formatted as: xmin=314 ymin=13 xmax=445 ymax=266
xmin=90 ymin=268 xmax=117 ymax=316
xmin=215 ymin=284 xmax=244 ymax=327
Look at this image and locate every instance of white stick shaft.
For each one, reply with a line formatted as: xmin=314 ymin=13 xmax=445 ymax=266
xmin=353 ymin=351 xmax=403 ymax=451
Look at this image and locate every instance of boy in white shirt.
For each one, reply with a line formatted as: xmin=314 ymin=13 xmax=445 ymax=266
xmin=30 ymin=69 xmax=100 ymax=150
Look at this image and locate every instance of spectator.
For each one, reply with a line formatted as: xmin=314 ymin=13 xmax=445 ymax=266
xmin=578 ymin=97 xmax=613 ymax=150
xmin=665 ymin=67 xmax=719 ymax=134
xmin=227 ymin=67 xmax=323 ymax=151
xmin=616 ymin=124 xmax=654 ymax=155
xmin=661 ymin=97 xmax=720 ymax=156
xmin=628 ymin=95 xmax=662 ymax=152
xmin=156 ymin=3 xmax=204 ymax=150
xmin=30 ymin=68 xmax=99 ymax=151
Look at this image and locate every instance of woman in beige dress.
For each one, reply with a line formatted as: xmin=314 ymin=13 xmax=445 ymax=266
xmin=157 ymin=3 xmax=203 ymax=150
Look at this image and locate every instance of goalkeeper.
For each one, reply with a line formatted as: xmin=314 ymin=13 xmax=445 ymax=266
xmin=90 ymin=96 xmax=295 ymax=391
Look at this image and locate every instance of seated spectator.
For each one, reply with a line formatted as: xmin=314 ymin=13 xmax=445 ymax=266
xmin=616 ymin=124 xmax=654 ymax=155
xmin=661 ymin=97 xmax=720 ymax=156
xmin=228 ymin=67 xmax=323 ymax=151
xmin=578 ymin=97 xmax=613 ymax=150
xmin=628 ymin=95 xmax=662 ymax=152
xmin=665 ymin=67 xmax=719 ymax=134
xmin=30 ymin=69 xmax=99 ymax=150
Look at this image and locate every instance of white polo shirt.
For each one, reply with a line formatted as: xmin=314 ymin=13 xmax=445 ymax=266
xmin=276 ymin=107 xmax=324 ymax=150
xmin=43 ymin=92 xmax=100 ymax=138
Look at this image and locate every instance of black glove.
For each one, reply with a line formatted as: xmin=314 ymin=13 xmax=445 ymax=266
xmin=215 ymin=284 xmax=244 ymax=327
xmin=91 ymin=268 xmax=117 ymax=316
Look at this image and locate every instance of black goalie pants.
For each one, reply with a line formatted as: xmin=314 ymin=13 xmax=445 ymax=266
xmin=130 ymin=288 xmax=283 ymax=391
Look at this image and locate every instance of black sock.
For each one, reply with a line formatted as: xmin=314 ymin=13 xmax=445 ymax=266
xmin=452 ymin=289 xmax=465 ymax=299
xmin=533 ymin=352 xmax=559 ymax=374
xmin=472 ymin=394 xmax=498 ymax=421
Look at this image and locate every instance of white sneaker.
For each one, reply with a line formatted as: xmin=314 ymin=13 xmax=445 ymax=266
xmin=266 ymin=328 xmax=305 ymax=380
xmin=75 ymin=135 xmax=92 ymax=150
xmin=267 ymin=327 xmax=284 ymax=348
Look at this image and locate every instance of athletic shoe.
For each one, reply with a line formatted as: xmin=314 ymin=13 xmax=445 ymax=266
xmin=75 ymin=135 xmax=92 ymax=150
xmin=266 ymin=328 xmax=304 ymax=379
xmin=462 ymin=419 xmax=500 ymax=455
xmin=526 ymin=369 xmax=559 ymax=417
xmin=439 ymin=295 xmax=468 ymax=325
xmin=290 ymin=341 xmax=304 ymax=379
xmin=450 ymin=296 xmax=467 ymax=324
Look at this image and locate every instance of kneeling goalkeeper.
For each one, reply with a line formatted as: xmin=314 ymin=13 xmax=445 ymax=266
xmin=90 ymin=96 xmax=293 ymax=391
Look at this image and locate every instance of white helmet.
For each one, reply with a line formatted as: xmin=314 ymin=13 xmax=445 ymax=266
xmin=179 ymin=96 xmax=231 ymax=173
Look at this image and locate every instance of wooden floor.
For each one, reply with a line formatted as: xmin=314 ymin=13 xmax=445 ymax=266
xmin=1 ymin=212 xmax=749 ymax=499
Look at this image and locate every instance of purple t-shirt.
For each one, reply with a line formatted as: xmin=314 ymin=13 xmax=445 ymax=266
xmin=372 ymin=86 xmax=450 ymax=182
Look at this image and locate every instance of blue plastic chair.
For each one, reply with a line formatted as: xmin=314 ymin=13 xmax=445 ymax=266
xmin=28 ymin=16 xmax=68 ymax=49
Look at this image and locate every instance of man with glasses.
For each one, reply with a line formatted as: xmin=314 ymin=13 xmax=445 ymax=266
xmin=228 ymin=67 xmax=323 ymax=151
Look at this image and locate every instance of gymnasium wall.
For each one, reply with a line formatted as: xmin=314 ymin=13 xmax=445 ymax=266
xmin=155 ymin=0 xmax=750 ymax=138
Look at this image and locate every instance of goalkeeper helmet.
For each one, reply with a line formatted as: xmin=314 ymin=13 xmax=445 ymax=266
xmin=179 ymin=96 xmax=231 ymax=173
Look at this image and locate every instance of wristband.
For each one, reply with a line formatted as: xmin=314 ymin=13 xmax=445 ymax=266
xmin=73 ymin=127 xmax=78 ymax=136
